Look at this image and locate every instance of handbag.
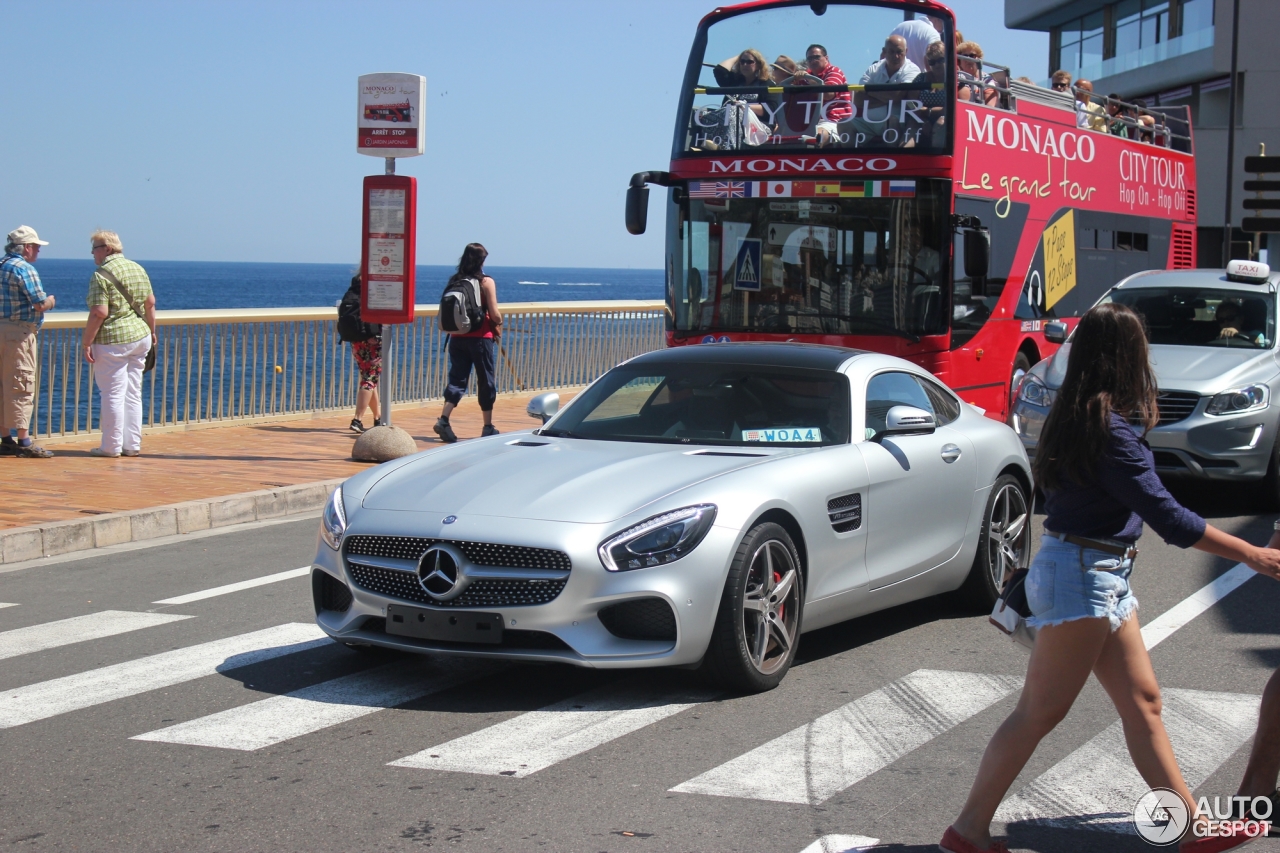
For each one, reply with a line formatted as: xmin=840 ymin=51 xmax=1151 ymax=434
xmin=989 ymin=567 xmax=1037 ymax=650
xmin=95 ymin=264 xmax=156 ymax=372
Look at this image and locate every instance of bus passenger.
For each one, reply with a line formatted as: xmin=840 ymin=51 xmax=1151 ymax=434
xmin=771 ymin=55 xmax=799 ymax=83
xmin=849 ymin=35 xmax=919 ymax=141
xmin=956 ymin=42 xmax=996 ymax=106
xmin=799 ymin=44 xmax=852 ymax=145
xmin=713 ymin=49 xmax=781 ymax=120
xmin=911 ymin=41 xmax=949 ymax=148
xmin=1050 ymin=69 xmax=1072 ymax=95
xmin=1103 ymin=93 xmax=1128 ymax=137
xmin=1074 ymin=80 xmax=1106 ymax=131
xmin=890 ymin=14 xmax=944 ymax=70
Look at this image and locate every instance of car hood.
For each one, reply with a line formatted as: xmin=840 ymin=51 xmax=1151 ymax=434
xmin=359 ymin=436 xmax=787 ymax=523
xmin=1035 ymin=343 xmax=1278 ymax=394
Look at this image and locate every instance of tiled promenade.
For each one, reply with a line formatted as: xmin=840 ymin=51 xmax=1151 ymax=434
xmin=1 ymin=390 xmax=578 ymax=531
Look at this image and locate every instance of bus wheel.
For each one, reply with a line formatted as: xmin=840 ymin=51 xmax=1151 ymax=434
xmin=1008 ymin=352 xmax=1032 ymax=422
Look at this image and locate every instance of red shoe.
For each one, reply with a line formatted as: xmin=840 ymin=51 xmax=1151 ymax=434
xmin=1180 ymin=826 xmax=1260 ymax=852
xmin=939 ymin=825 xmax=1010 ymax=853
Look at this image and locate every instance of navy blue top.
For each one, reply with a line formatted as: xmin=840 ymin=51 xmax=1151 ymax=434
xmin=1043 ymin=413 xmax=1206 ymax=548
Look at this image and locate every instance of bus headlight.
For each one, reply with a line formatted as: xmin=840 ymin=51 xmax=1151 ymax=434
xmin=1206 ymin=384 xmax=1268 ymax=416
xmin=320 ymin=487 xmax=347 ymax=551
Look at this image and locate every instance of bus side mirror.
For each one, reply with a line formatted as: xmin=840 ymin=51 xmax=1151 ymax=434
xmin=1044 ymin=321 xmax=1068 ymax=344
xmin=964 ymin=228 xmax=990 ymax=279
xmin=625 ymin=184 xmax=649 ymax=235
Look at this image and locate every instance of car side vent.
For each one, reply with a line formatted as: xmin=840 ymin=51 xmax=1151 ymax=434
xmin=687 ymin=450 xmax=767 ymax=457
xmin=508 ymin=440 xmax=549 ymax=447
xmin=827 ymin=493 xmax=862 ymax=533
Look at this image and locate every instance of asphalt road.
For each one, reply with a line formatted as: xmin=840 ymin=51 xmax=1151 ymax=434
xmin=2 ymin=486 xmax=1279 ymax=853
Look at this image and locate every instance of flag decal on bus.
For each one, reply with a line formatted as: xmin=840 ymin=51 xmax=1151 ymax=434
xmin=687 ymin=180 xmax=917 ymax=199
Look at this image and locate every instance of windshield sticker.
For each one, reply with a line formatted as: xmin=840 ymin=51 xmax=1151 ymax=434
xmin=744 ymin=427 xmax=823 ymax=443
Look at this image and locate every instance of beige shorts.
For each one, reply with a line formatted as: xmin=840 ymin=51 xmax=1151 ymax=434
xmin=0 ymin=321 xmax=38 ymax=432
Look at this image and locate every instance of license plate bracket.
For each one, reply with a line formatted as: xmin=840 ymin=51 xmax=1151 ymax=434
xmin=386 ymin=604 xmax=504 ymax=645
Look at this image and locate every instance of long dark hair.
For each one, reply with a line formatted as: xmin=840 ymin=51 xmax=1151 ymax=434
xmin=1033 ymin=302 xmax=1158 ymax=489
xmin=455 ymin=243 xmax=488 ymax=280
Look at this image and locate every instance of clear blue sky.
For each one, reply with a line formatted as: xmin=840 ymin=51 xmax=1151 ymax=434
xmin=4 ymin=0 xmax=1044 ymax=268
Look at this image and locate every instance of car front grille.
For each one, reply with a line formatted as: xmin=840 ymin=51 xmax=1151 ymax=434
xmin=358 ymin=616 xmax=571 ymax=651
xmin=598 ymin=598 xmax=677 ymax=642
xmin=347 ymin=563 xmax=568 ymax=607
xmin=1155 ymin=391 xmax=1200 ymax=425
xmin=344 ymin=535 xmax=571 ymax=572
xmin=827 ymin=493 xmax=862 ymax=533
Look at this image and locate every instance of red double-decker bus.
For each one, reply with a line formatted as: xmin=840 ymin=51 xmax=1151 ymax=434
xmin=626 ymin=0 xmax=1197 ymax=421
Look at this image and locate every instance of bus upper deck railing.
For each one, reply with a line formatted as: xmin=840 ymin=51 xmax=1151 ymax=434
xmin=31 ymin=300 xmax=667 ymax=442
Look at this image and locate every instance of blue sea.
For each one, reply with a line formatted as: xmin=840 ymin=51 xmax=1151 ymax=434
xmin=34 ymin=260 xmax=664 ymax=312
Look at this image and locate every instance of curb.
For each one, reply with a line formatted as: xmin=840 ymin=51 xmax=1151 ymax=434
xmin=0 ymin=478 xmax=345 ymax=564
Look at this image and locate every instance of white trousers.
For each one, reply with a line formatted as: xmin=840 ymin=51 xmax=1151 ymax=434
xmin=92 ymin=337 xmax=150 ymax=454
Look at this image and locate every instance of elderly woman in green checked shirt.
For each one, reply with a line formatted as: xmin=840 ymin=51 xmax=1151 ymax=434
xmin=80 ymin=230 xmax=156 ymax=458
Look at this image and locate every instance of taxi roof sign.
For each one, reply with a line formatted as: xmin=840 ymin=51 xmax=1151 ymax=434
xmin=1226 ymin=259 xmax=1271 ymax=283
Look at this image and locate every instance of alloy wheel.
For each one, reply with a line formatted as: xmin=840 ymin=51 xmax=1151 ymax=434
xmin=741 ymin=540 xmax=801 ymax=675
xmin=985 ymin=481 xmax=1029 ymax=589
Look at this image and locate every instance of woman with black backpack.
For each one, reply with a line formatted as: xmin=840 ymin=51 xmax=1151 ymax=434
xmin=434 ymin=243 xmax=502 ymax=443
xmin=337 ymin=273 xmax=382 ymax=433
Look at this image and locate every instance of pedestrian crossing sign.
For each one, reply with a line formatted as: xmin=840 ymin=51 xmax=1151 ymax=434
xmin=733 ymin=238 xmax=762 ymax=292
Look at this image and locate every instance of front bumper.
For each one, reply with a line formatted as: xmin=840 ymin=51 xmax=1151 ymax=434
xmin=309 ymin=511 xmax=737 ymax=669
xmin=1012 ymin=396 xmax=1276 ymax=481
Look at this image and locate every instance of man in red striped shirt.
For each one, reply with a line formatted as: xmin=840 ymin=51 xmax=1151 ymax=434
xmin=803 ymin=44 xmax=851 ymax=146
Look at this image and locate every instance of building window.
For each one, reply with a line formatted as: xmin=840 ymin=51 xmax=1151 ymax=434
xmin=1178 ymin=0 xmax=1215 ymax=36
xmin=1052 ymin=0 xmax=1213 ymax=78
xmin=1114 ymin=0 xmax=1170 ymax=57
xmin=1057 ymin=10 xmax=1105 ymax=72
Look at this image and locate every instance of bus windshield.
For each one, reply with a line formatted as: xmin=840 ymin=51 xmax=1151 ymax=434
xmin=683 ymin=3 xmax=952 ymax=155
xmin=674 ymin=178 xmax=950 ymax=339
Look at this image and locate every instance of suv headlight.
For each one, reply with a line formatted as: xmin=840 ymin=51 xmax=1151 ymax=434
xmin=1017 ymin=374 xmax=1056 ymax=407
xmin=1206 ymin=384 xmax=1269 ymax=416
xmin=598 ymin=504 xmax=717 ymax=572
xmin=320 ymin=487 xmax=347 ymax=551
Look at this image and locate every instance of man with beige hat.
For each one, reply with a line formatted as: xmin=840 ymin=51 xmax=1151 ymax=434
xmin=0 ymin=225 xmax=55 ymax=458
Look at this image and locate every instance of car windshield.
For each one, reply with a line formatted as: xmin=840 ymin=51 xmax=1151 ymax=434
xmin=682 ymin=3 xmax=953 ymax=154
xmin=1103 ymin=287 xmax=1276 ymax=349
xmin=543 ymin=362 xmax=851 ymax=447
xmin=674 ymin=179 xmax=949 ymax=338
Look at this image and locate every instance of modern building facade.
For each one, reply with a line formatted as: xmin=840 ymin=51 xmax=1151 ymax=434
xmin=1006 ymin=0 xmax=1280 ymax=265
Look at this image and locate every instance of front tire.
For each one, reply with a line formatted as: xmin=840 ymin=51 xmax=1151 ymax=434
xmin=705 ymin=522 xmax=804 ymax=693
xmin=958 ymin=474 xmax=1030 ymax=610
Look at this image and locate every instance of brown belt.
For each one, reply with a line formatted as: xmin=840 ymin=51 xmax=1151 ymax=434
xmin=1046 ymin=530 xmax=1138 ymax=561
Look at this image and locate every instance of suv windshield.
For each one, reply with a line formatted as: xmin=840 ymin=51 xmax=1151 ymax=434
xmin=674 ymin=178 xmax=949 ymax=338
xmin=543 ymin=363 xmax=851 ymax=447
xmin=1104 ymin=287 xmax=1276 ymax=349
xmin=682 ymin=3 xmax=953 ymax=154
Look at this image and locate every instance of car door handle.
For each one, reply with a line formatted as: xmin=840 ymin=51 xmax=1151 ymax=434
xmin=941 ymin=443 xmax=962 ymax=463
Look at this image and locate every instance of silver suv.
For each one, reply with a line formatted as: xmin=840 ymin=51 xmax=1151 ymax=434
xmin=1012 ymin=261 xmax=1280 ymax=504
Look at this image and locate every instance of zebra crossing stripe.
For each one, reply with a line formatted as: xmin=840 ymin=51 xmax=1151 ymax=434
xmin=0 ymin=622 xmax=328 ymax=729
xmin=671 ymin=669 xmax=1023 ymax=805
xmin=153 ymin=567 xmax=311 ymax=605
xmin=389 ymin=682 xmax=715 ymax=777
xmin=994 ymin=687 xmax=1259 ymax=832
xmin=0 ymin=611 xmax=193 ymax=661
xmin=1142 ymin=563 xmax=1254 ymax=650
xmin=131 ymin=661 xmax=489 ymax=751
xmin=797 ymin=835 xmax=880 ymax=853
xmin=0 ymin=603 xmax=17 ymax=609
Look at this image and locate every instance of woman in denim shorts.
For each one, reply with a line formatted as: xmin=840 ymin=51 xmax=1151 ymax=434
xmin=942 ymin=304 xmax=1280 ymax=853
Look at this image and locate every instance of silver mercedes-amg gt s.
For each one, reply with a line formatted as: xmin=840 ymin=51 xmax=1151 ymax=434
xmin=311 ymin=343 xmax=1032 ymax=692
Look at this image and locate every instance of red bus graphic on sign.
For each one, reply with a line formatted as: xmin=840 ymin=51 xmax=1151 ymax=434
xmin=363 ymin=101 xmax=413 ymax=123
xmin=626 ymin=0 xmax=1197 ymax=422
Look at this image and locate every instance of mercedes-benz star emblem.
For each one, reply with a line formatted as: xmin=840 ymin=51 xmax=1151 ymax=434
xmin=418 ymin=544 xmax=467 ymax=600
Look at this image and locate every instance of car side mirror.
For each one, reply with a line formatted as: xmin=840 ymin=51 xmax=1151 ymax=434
xmin=625 ymin=184 xmax=649 ymax=235
xmin=877 ymin=405 xmax=936 ymax=439
xmin=1044 ymin=320 xmax=1068 ymax=344
xmin=527 ymin=392 xmax=560 ymax=423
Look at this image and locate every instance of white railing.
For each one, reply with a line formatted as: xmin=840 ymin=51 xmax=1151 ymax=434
xmin=33 ymin=301 xmax=666 ymax=441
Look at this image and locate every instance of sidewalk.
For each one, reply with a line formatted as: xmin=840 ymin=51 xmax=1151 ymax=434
xmin=3 ymin=390 xmax=578 ymax=532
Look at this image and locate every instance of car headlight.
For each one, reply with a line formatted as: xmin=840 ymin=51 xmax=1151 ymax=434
xmin=1017 ymin=374 xmax=1056 ymax=407
xmin=1206 ymin=384 xmax=1268 ymax=416
xmin=320 ymin=487 xmax=347 ymax=551
xmin=598 ymin=504 xmax=717 ymax=572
